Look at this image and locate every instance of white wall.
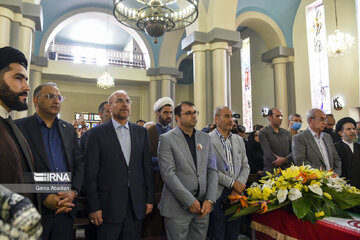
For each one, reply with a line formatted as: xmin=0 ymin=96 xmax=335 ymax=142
xmin=293 ymin=0 xmax=359 ymax=126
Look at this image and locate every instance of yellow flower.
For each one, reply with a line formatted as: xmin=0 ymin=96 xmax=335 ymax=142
xmin=323 ymin=192 xmax=332 ymax=200
xmin=293 ymin=183 xmax=303 ymax=190
xmin=303 ymin=185 xmax=309 ymax=192
xmin=315 ymin=211 xmax=325 ymax=218
xmin=281 ymin=166 xmax=300 ymax=180
xmin=262 ymin=187 xmax=273 ymax=200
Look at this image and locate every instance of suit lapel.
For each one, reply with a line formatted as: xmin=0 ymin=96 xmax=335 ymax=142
xmin=27 ymin=115 xmax=51 ymax=171
xmin=305 ymin=130 xmax=326 ymax=166
xmin=210 ymin=131 xmax=227 ymax=166
xmin=230 ymin=135 xmax=239 ymax=175
xmin=174 ymin=127 xmax=196 ymax=173
xmin=57 ymin=121 xmax=72 ymax=171
xmin=322 ymin=135 xmax=333 ymax=168
xmin=106 ymin=121 xmax=128 ymax=168
xmin=129 ymin=122 xmax=136 ymax=168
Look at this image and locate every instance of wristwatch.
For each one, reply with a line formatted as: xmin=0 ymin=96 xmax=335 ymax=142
xmin=207 ymin=199 xmax=215 ymax=205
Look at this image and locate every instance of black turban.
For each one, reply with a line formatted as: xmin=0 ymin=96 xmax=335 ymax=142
xmin=0 ymin=46 xmax=28 ymax=71
xmin=335 ymin=117 xmax=356 ymax=133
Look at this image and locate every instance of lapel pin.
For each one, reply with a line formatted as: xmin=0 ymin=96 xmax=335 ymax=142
xmin=197 ymin=143 xmax=202 ymax=151
xmin=63 ymin=124 xmax=66 ymax=128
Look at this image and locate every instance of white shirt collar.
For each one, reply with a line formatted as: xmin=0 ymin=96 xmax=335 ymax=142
xmin=342 ymin=140 xmax=354 ymax=153
xmin=111 ymin=117 xmax=129 ymax=129
xmin=0 ymin=104 xmax=10 ymax=118
xmin=308 ymin=127 xmax=323 ymax=139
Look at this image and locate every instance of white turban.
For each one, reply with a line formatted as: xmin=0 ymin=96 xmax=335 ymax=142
xmin=153 ymin=97 xmax=174 ymax=113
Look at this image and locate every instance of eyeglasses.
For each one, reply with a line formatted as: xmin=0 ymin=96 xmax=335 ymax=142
xmin=180 ymin=111 xmax=199 ymax=117
xmin=113 ymin=98 xmax=131 ymax=104
xmin=38 ymin=93 xmax=65 ymax=102
xmin=312 ymin=117 xmax=325 ymax=122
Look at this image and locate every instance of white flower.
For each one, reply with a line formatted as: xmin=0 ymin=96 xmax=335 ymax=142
xmin=277 ymin=189 xmax=288 ymax=203
xmin=309 ymin=184 xmax=323 ymax=196
xmin=288 ymin=188 xmax=302 ymax=201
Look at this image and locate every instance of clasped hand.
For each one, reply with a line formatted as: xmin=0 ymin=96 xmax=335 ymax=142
xmin=43 ymin=191 xmax=76 ymax=214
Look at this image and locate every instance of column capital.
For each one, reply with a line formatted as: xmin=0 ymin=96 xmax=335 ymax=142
xmin=181 ymin=27 xmax=241 ymax=51
xmin=272 ymin=57 xmax=288 ymax=65
xmin=262 ymin=46 xmax=294 ymax=63
xmin=146 ymin=67 xmax=183 ymax=79
xmin=0 ymin=1 xmax=42 ymax=31
xmin=31 ymin=54 xmax=48 ymax=67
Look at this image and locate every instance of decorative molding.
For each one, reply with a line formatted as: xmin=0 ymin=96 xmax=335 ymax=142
xmin=262 ymin=46 xmax=294 ymax=63
xmin=146 ymin=67 xmax=183 ymax=79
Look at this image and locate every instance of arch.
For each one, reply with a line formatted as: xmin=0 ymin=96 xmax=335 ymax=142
xmin=158 ymin=29 xmax=185 ymax=67
xmin=39 ymin=7 xmax=155 ymax=68
xmin=176 ymin=52 xmax=189 ymax=69
xmin=235 ymin=11 xmax=287 ymax=49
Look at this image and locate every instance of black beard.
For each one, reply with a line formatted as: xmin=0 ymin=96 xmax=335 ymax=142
xmin=0 ymin=79 xmax=28 ymax=111
xmin=159 ymin=116 xmax=171 ymax=126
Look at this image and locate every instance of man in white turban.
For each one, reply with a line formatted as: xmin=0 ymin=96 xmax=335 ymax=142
xmin=142 ymin=96 xmax=174 ymax=237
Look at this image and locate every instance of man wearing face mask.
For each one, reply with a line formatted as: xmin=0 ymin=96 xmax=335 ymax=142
xmin=288 ymin=113 xmax=302 ymax=136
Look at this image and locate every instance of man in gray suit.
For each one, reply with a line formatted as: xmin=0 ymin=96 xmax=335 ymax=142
xmin=292 ymin=108 xmax=341 ymax=175
xmin=158 ymin=101 xmax=218 ymax=240
xmin=208 ymin=106 xmax=250 ymax=240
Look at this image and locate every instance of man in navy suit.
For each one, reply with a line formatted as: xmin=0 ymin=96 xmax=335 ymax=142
xmin=15 ymin=82 xmax=84 ymax=240
xmin=85 ymin=90 xmax=154 ymax=240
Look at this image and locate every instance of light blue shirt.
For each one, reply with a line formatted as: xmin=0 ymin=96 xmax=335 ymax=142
xmin=112 ymin=118 xmax=131 ymax=166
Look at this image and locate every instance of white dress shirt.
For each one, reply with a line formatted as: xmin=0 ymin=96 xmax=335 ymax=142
xmin=308 ymin=128 xmax=330 ymax=170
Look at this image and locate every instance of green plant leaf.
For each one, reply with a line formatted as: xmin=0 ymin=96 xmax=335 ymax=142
xmin=304 ymin=210 xmax=317 ymax=224
xmin=225 ymin=204 xmax=240 ymax=216
xmin=227 ymin=205 xmax=260 ymax=221
xmin=292 ymin=196 xmax=311 ymax=218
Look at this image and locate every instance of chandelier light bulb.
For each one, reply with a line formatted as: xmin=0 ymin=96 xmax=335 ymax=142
xmin=97 ymin=71 xmax=115 ymax=89
xmin=327 ymin=29 xmax=355 ymax=56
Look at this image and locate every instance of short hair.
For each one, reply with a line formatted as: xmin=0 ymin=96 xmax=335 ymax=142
xmin=268 ymin=108 xmax=278 ymax=117
xmin=108 ymin=90 xmax=128 ymax=103
xmin=33 ymin=82 xmax=57 ymax=98
xmin=213 ymin=106 xmax=230 ymax=118
xmin=306 ymin=108 xmax=322 ymax=123
xmin=0 ymin=65 xmax=11 ymax=81
xmin=253 ymin=124 xmax=263 ymax=131
xmin=174 ymin=101 xmax=195 ymax=117
xmin=326 ymin=114 xmax=335 ymax=121
xmin=98 ymin=101 xmax=108 ymax=113
xmin=136 ymin=119 xmax=146 ymax=124
xmin=288 ymin=113 xmax=301 ymax=121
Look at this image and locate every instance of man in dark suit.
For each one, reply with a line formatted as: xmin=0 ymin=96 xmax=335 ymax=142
xmin=292 ymin=108 xmax=341 ymax=175
xmin=0 ymin=46 xmax=36 ymax=203
xmin=334 ymin=117 xmax=360 ymax=188
xmin=85 ymin=90 xmax=154 ymax=240
xmin=143 ymin=96 xmax=173 ymax=237
xmin=15 ymin=82 xmax=84 ymax=240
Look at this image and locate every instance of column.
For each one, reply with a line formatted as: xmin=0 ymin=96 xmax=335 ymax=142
xmin=161 ymin=75 xmax=172 ymax=98
xmin=192 ymin=44 xmax=207 ymax=129
xmin=212 ymin=41 xmax=229 ymax=108
xmin=28 ymin=68 xmax=42 ymax=115
xmin=0 ymin=7 xmax=12 ymax=46
xmin=272 ymin=57 xmax=289 ymax=125
xmin=149 ymin=77 xmax=158 ymax=122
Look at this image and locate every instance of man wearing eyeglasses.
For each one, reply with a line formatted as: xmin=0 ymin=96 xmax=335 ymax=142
xmin=15 ymin=82 xmax=84 ymax=240
xmin=259 ymin=108 xmax=293 ymax=173
xmin=292 ymin=108 xmax=341 ymax=175
xmin=157 ymin=101 xmax=218 ymax=240
xmin=85 ymin=90 xmax=154 ymax=240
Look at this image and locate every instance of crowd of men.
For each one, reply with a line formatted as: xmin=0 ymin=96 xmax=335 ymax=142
xmin=1 ymin=46 xmax=360 ymax=240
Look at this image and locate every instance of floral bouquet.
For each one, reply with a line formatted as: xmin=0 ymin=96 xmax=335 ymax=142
xmin=225 ymin=165 xmax=360 ymax=223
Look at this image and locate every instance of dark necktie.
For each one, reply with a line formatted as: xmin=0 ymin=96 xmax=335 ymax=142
xmin=4 ymin=116 xmax=33 ymax=167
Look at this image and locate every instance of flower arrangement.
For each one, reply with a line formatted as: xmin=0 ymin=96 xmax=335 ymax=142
xmin=226 ymin=165 xmax=360 ymax=223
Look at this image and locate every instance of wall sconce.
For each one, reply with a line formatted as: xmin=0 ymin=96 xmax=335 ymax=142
xmin=333 ymin=96 xmax=344 ymax=111
xmin=261 ymin=107 xmax=269 ymax=117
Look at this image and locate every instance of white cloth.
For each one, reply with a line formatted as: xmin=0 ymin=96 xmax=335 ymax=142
xmin=343 ymin=140 xmax=354 ymax=153
xmin=0 ymin=104 xmax=10 ymax=118
xmin=153 ymin=97 xmax=174 ymax=113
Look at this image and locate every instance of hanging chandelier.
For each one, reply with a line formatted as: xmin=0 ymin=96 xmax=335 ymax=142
xmin=113 ymin=0 xmax=199 ymax=43
xmin=97 ymin=71 xmax=115 ymax=89
xmin=327 ymin=0 xmax=355 ymax=57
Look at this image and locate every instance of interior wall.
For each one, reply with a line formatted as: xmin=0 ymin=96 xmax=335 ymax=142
xmin=39 ymin=79 xmax=148 ymax=123
xmin=175 ymin=83 xmax=194 ymax=105
xmin=233 ymin=28 xmax=275 ymax=130
xmin=293 ymin=0 xmax=359 ymax=127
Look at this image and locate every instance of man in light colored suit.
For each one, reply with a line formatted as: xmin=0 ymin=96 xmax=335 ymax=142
xmin=208 ymin=106 xmax=250 ymax=240
xmin=292 ymin=108 xmax=341 ymax=175
xmin=158 ymin=101 xmax=218 ymax=240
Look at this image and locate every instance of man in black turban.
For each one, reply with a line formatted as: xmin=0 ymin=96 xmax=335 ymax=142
xmin=335 ymin=117 xmax=360 ymax=192
xmin=0 ymin=46 xmax=35 ymax=197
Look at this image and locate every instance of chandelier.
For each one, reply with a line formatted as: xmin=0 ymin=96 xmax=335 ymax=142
xmin=113 ymin=0 xmax=199 ymax=43
xmin=327 ymin=0 xmax=355 ymax=56
xmin=97 ymin=71 xmax=115 ymax=89
xmin=97 ymin=0 xmax=115 ymax=89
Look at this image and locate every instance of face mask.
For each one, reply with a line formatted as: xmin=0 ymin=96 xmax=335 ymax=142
xmin=292 ymin=122 xmax=302 ymax=131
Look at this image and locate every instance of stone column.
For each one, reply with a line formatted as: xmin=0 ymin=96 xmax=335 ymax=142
xmin=192 ymin=44 xmax=207 ymax=129
xmin=211 ymin=41 xmax=229 ymax=108
xmin=0 ymin=7 xmax=11 ymax=46
xmin=149 ymin=77 xmax=158 ymax=122
xmin=28 ymin=67 xmax=42 ymax=115
xmin=272 ymin=57 xmax=289 ymax=124
xmin=161 ymin=75 xmax=172 ymax=98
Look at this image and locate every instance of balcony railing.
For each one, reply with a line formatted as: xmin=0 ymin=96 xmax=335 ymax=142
xmin=47 ymin=43 xmax=147 ymax=69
